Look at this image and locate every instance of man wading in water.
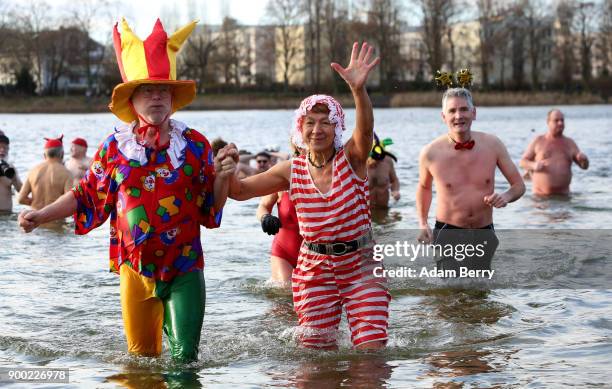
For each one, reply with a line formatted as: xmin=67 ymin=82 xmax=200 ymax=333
xmin=416 ymin=86 xmax=525 ymax=274
xmin=19 ymin=18 xmax=237 ymax=363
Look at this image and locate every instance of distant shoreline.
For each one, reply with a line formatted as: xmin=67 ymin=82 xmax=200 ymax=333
xmin=0 ymin=91 xmax=607 ymax=114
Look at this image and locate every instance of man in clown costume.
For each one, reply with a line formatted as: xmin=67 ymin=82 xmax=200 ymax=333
xmin=18 ymin=18 xmax=237 ymax=363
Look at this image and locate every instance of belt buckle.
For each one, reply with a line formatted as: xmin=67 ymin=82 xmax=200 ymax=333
xmin=331 ymin=242 xmax=348 ymax=255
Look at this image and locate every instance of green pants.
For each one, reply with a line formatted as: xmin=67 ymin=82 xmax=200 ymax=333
xmin=120 ymin=265 xmax=206 ymax=363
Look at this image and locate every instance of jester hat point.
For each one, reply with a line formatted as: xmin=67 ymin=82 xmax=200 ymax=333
xmin=109 ymin=18 xmax=197 ymax=123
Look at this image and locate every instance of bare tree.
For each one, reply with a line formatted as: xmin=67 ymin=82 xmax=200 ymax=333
xmin=14 ymin=0 xmax=53 ymax=93
xmin=556 ymin=0 xmax=576 ymax=86
xmin=266 ymin=0 xmax=304 ymax=91
xmin=498 ymin=40 xmax=510 ymax=88
xmin=368 ymin=0 xmax=404 ymax=91
xmin=323 ymin=0 xmax=350 ymax=92
xmin=416 ymin=0 xmax=456 ymax=73
xmin=38 ymin=27 xmax=84 ymax=95
xmin=98 ymin=43 xmax=119 ymax=94
xmin=599 ymin=0 xmax=612 ymax=76
xmin=1 ymin=6 xmax=33 ymax=85
xmin=0 ymin=1 xmax=9 ymax=48
xmin=68 ymin=0 xmax=112 ymax=95
xmin=507 ymin=4 xmax=527 ymax=88
xmin=519 ymin=0 xmax=551 ymax=89
xmin=304 ymin=0 xmax=324 ymax=88
xmin=574 ymin=1 xmax=597 ymax=85
xmin=181 ymin=27 xmax=218 ymax=93
xmin=476 ymin=0 xmax=502 ymax=88
xmin=214 ymin=17 xmax=242 ymax=87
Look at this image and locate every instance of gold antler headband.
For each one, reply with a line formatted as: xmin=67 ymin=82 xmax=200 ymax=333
xmin=456 ymin=69 xmax=473 ymax=88
xmin=434 ymin=68 xmax=474 ymax=89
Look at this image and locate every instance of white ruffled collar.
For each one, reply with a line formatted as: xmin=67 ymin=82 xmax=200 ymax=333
xmin=113 ymin=119 xmax=188 ymax=168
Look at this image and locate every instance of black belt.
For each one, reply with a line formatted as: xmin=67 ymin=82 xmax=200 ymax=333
xmin=305 ymin=231 xmax=373 ymax=256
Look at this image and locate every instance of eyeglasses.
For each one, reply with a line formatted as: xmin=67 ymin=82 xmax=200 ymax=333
xmin=135 ymin=85 xmax=172 ymax=98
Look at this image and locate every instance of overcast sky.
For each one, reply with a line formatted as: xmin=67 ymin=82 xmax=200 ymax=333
xmin=124 ymin=0 xmax=270 ymax=32
xmin=41 ymin=0 xmax=270 ymax=42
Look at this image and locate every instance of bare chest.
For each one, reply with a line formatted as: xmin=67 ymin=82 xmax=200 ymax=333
xmin=536 ymin=141 xmax=572 ymax=161
xmin=368 ymin=162 xmax=391 ymax=187
xmin=430 ymin=150 xmax=496 ymax=190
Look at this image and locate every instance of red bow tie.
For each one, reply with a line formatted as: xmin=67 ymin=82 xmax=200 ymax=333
xmin=454 ymin=140 xmax=475 ymax=150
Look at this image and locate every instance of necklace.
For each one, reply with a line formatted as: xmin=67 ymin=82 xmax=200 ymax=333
xmin=308 ymin=149 xmax=335 ymax=168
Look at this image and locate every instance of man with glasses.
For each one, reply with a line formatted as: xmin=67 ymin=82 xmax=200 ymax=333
xmin=236 ymin=150 xmax=276 ymax=178
xmin=18 ymin=18 xmax=237 ymax=363
xmin=254 ymin=151 xmax=272 ymax=172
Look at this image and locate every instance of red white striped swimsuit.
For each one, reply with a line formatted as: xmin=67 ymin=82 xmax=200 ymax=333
xmin=290 ymin=148 xmax=390 ymax=348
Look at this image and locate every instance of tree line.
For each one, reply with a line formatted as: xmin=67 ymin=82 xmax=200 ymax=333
xmin=0 ymin=0 xmax=610 ymax=96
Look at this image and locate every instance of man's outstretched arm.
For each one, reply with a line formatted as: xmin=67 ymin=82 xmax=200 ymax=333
xmin=19 ymin=191 xmax=77 ymax=233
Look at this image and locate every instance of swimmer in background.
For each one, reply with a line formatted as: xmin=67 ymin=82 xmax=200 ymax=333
xmin=65 ymin=137 xmax=92 ymax=186
xmin=256 ymin=142 xmax=304 ymax=287
xmin=18 ymin=135 xmax=73 ymax=210
xmin=237 ymin=150 xmax=290 ymax=178
xmin=367 ymin=133 xmax=400 ymax=209
xmin=520 ymin=109 xmax=589 ymax=196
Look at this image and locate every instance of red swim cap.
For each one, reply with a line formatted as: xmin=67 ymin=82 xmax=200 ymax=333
xmin=72 ymin=137 xmax=88 ymax=148
xmin=44 ymin=135 xmax=63 ymax=149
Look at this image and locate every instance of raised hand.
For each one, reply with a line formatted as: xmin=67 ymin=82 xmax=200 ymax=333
xmin=331 ymin=42 xmax=380 ymax=91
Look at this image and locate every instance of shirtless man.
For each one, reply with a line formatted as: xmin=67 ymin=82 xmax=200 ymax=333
xmin=0 ymin=134 xmax=23 ymax=212
xmin=236 ymin=151 xmax=287 ymax=178
xmin=416 ymin=88 xmax=525 ymax=271
xmin=18 ymin=136 xmax=73 ymax=210
xmin=65 ymin=138 xmax=91 ymax=186
xmin=520 ymin=109 xmax=589 ymax=196
xmin=368 ymin=149 xmax=399 ymax=209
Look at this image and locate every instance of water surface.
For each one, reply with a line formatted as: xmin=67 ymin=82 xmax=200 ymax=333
xmin=0 ymin=105 xmax=610 ymax=387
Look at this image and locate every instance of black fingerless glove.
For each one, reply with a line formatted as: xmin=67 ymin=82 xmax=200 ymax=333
xmin=261 ymin=214 xmax=281 ymax=235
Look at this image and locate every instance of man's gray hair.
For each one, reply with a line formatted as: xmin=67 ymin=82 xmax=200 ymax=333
xmin=442 ymin=88 xmax=474 ymax=111
xmin=45 ymin=147 xmax=63 ymax=159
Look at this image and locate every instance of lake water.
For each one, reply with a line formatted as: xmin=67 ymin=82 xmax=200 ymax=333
xmin=0 ymin=105 xmax=611 ymax=387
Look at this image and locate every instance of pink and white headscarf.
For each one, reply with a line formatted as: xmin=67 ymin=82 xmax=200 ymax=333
xmin=291 ymin=94 xmax=345 ymax=151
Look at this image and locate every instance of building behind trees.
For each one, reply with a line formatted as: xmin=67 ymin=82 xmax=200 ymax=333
xmin=0 ymin=0 xmax=610 ymax=96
